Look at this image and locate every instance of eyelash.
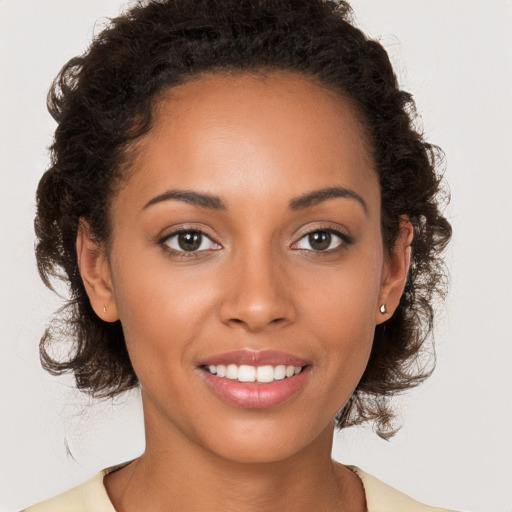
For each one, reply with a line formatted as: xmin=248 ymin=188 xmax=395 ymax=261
xmin=158 ymin=227 xmax=220 ymax=260
xmin=293 ymin=226 xmax=353 ymax=253
xmin=158 ymin=225 xmax=352 ymax=259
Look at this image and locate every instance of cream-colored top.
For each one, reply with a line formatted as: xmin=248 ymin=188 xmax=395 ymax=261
xmin=23 ymin=464 xmax=459 ymax=512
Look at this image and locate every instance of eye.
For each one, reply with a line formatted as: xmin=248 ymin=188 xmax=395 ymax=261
xmin=161 ymin=229 xmax=220 ymax=253
xmin=293 ymin=229 xmax=348 ymax=251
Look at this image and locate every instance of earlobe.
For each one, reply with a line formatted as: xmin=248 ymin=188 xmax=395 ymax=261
xmin=76 ymin=219 xmax=119 ymax=322
xmin=375 ymin=216 xmax=413 ymax=324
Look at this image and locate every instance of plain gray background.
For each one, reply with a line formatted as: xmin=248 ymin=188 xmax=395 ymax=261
xmin=1 ymin=1 xmax=511 ymax=511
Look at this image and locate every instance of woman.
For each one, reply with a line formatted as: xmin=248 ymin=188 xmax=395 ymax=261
xmin=21 ymin=0 xmax=457 ymax=510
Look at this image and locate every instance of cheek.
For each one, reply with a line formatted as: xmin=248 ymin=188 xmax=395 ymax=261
xmin=109 ymin=255 xmax=219 ymax=377
xmin=299 ymin=252 xmax=382 ymax=384
xmin=302 ymin=254 xmax=382 ymax=334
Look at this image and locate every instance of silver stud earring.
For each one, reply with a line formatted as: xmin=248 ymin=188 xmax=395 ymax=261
xmin=103 ymin=306 xmax=107 ymax=314
xmin=379 ymin=304 xmax=387 ymax=315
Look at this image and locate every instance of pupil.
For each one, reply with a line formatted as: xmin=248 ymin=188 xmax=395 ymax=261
xmin=309 ymin=231 xmax=331 ymax=251
xmin=178 ymin=232 xmax=201 ymax=251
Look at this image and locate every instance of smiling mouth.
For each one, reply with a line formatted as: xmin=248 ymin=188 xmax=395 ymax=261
xmin=202 ymin=364 xmax=305 ymax=383
xmin=197 ymin=350 xmax=311 ymax=408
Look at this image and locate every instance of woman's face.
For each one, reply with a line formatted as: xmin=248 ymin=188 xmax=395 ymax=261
xmin=82 ymin=72 xmax=407 ymax=463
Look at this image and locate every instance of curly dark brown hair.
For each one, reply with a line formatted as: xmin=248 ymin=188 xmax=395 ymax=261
xmin=35 ymin=0 xmax=451 ymax=438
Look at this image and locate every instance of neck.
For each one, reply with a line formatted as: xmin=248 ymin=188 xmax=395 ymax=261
xmin=104 ymin=395 xmax=365 ymax=512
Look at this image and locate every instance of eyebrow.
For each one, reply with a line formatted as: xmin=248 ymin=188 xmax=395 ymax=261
xmin=288 ymin=186 xmax=368 ymax=215
xmin=143 ymin=186 xmax=367 ymax=214
xmin=143 ymin=190 xmax=227 ymax=210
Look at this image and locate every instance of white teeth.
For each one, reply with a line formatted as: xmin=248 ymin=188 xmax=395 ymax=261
xmin=205 ymin=364 xmax=303 ymax=382
xmin=274 ymin=365 xmax=286 ymax=380
xmin=237 ymin=365 xmax=256 ymax=382
xmin=226 ymin=364 xmax=238 ymax=379
xmin=256 ymin=365 xmax=274 ymax=383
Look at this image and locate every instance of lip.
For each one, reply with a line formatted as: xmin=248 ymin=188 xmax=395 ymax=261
xmin=198 ymin=349 xmax=311 ymax=367
xmin=200 ymin=367 xmax=311 ymax=409
xmin=198 ymin=349 xmax=312 ymax=409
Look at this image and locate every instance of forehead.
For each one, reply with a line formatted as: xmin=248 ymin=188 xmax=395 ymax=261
xmin=118 ymin=71 xmax=378 ymax=214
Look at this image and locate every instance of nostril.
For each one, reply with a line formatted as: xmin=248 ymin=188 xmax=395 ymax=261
xmin=226 ymin=315 xmax=289 ymax=331
xmin=219 ymin=290 xmax=297 ymax=331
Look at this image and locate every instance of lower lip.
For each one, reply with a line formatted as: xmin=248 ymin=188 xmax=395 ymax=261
xmin=200 ymin=367 xmax=311 ymax=409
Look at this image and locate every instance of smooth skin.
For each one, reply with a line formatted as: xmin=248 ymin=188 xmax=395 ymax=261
xmin=77 ymin=71 xmax=412 ymax=512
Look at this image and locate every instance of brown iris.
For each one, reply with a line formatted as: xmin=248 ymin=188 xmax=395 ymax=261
xmin=308 ymin=231 xmax=332 ymax=251
xmin=178 ymin=231 xmax=202 ymax=251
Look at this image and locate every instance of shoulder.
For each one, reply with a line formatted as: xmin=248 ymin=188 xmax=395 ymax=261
xmin=22 ymin=469 xmax=116 ymax=512
xmin=348 ymin=466 xmax=461 ymax=512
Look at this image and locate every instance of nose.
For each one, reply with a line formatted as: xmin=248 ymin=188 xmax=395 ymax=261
xmin=219 ymin=246 xmax=297 ymax=332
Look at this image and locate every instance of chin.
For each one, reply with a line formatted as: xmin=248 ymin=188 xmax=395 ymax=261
xmin=197 ymin=415 xmax=335 ymax=465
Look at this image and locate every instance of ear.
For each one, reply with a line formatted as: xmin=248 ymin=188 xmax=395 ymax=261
xmin=375 ymin=215 xmax=413 ymax=324
xmin=76 ymin=219 xmax=119 ymax=322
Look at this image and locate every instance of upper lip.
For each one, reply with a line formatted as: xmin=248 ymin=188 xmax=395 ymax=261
xmin=198 ymin=349 xmax=310 ymax=367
